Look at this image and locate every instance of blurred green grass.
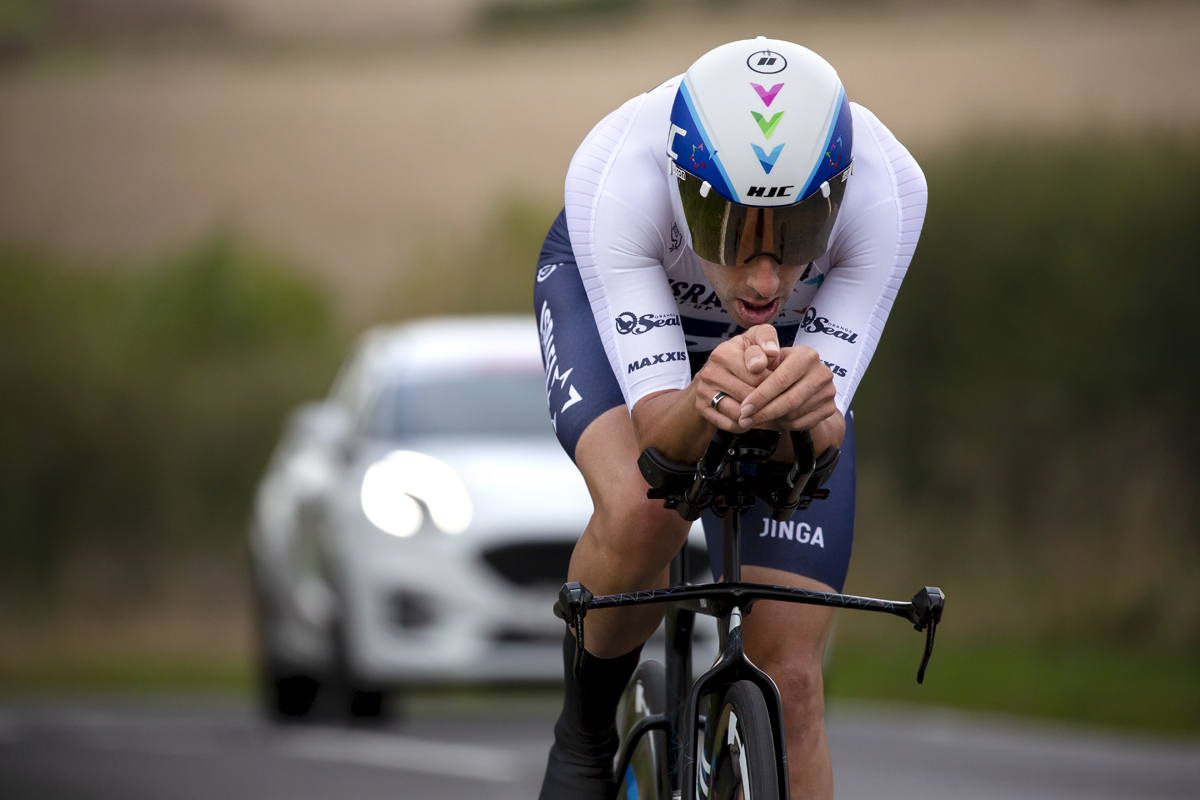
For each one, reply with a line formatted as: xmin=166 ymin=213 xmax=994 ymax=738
xmin=827 ymin=642 xmax=1200 ymax=735
xmin=1 ymin=643 xmax=1194 ymax=736
xmin=0 ymin=655 xmax=252 ymax=694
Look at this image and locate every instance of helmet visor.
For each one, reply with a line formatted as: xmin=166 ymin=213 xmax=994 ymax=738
xmin=675 ymin=163 xmax=851 ymax=267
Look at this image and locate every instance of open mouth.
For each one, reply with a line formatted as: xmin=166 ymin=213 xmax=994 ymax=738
xmin=735 ymin=297 xmax=780 ymax=326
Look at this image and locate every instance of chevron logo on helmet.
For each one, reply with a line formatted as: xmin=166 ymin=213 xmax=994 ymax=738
xmin=751 ymin=111 xmax=784 ymax=139
xmin=750 ymin=83 xmax=783 ymax=106
xmin=751 ymin=143 xmax=785 ymax=174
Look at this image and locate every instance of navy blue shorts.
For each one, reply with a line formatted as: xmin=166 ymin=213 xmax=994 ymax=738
xmin=534 ymin=210 xmax=856 ymax=592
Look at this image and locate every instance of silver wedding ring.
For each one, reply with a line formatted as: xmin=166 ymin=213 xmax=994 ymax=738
xmin=710 ymin=391 xmax=728 ymax=410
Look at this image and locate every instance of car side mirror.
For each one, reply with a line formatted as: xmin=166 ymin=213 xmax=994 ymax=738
xmin=289 ymin=401 xmax=355 ymax=458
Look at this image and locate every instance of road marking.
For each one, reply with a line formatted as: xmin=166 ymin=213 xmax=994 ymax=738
xmin=278 ymin=729 xmax=530 ymax=783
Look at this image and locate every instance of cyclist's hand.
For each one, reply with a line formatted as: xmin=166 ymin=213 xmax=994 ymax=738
xmin=738 ymin=344 xmax=838 ymax=432
xmin=695 ymin=325 xmax=781 ymax=431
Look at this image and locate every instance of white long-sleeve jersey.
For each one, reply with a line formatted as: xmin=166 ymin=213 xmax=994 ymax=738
xmin=563 ymin=77 xmax=928 ymax=414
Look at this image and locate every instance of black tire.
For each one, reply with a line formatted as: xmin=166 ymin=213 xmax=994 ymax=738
xmin=708 ymin=681 xmax=780 ymax=800
xmin=266 ymin=666 xmax=320 ymax=719
xmin=615 ymin=661 xmax=669 ymax=800
xmin=252 ymin=566 xmax=320 ymax=721
xmin=329 ymin=622 xmax=391 ymax=722
xmin=347 ymin=687 xmax=387 ymax=719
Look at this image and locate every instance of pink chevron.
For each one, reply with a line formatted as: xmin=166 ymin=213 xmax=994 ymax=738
xmin=751 ymin=83 xmax=783 ymax=106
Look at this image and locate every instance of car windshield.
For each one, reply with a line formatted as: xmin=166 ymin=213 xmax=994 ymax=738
xmin=372 ymin=373 xmax=553 ymax=438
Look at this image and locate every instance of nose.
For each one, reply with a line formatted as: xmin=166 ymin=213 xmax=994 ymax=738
xmin=745 ymin=255 xmax=781 ymax=299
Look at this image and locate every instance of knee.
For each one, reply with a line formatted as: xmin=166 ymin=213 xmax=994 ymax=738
xmin=766 ymin=659 xmax=825 ymax=733
xmin=590 ymin=475 xmax=689 ymax=567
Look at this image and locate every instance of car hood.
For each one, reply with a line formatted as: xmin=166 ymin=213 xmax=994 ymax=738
xmin=358 ymin=435 xmax=593 ymax=539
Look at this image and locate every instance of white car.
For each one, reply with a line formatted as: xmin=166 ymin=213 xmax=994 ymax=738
xmin=250 ymin=315 xmax=710 ymax=718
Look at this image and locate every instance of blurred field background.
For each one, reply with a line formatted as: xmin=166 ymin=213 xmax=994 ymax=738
xmin=1 ymin=0 xmax=1198 ymax=734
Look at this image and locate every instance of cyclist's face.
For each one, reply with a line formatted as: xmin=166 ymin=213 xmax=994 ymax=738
xmin=698 ymin=253 xmax=806 ymax=329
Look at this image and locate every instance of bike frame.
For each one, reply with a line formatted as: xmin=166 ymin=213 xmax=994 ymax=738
xmin=555 ymin=430 xmax=944 ymax=800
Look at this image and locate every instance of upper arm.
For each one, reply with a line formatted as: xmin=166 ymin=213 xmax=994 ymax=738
xmin=794 ymin=111 xmax=928 ymax=412
xmin=565 ymin=98 xmax=692 ymax=411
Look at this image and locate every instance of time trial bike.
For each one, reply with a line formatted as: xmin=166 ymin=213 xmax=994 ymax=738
xmin=555 ymin=427 xmax=944 ymax=800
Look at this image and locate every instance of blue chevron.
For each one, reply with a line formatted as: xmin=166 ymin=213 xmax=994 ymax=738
xmin=751 ymin=143 xmax=785 ymax=174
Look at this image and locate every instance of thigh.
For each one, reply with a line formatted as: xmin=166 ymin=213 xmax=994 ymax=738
xmin=573 ymin=405 xmax=691 ymax=568
xmin=536 ymin=211 xmax=688 ymax=580
xmin=700 ymin=410 xmax=857 ymax=593
xmin=534 ymin=209 xmax=626 ymax=463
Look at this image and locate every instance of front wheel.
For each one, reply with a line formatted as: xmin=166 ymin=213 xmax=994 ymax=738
xmin=708 ymin=681 xmax=780 ymax=800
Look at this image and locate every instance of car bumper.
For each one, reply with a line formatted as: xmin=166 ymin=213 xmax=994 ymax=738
xmin=339 ymin=528 xmax=572 ymax=684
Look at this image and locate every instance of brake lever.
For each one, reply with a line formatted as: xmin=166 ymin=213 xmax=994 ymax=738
xmin=554 ymin=582 xmax=594 ymax=677
xmin=907 ymin=586 xmax=945 ymax=684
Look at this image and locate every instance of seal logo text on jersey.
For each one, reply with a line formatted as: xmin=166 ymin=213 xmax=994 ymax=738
xmin=615 ymin=312 xmax=681 ymax=335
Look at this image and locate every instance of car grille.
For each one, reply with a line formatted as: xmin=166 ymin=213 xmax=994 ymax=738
xmin=481 ymin=542 xmax=574 ymax=588
xmin=480 ymin=541 xmax=710 ymax=588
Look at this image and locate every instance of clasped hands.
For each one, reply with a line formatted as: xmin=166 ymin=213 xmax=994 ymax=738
xmin=696 ymin=325 xmax=839 ymax=435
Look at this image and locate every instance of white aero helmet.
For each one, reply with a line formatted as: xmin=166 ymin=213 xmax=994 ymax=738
xmin=667 ymin=37 xmax=853 ymax=267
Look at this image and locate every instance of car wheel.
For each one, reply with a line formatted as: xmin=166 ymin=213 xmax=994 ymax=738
xmin=331 ymin=622 xmax=393 ymax=722
xmin=253 ymin=567 xmax=322 ymax=721
xmin=348 ymin=687 xmax=387 ymax=719
xmin=264 ymin=661 xmax=321 ymax=719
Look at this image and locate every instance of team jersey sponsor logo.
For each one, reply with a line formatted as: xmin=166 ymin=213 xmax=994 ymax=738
xmin=800 ymin=307 xmax=858 ymax=343
xmin=670 ymin=282 xmax=723 ymax=309
xmin=821 ymin=359 xmax=847 ymax=378
xmin=627 ymin=351 xmax=687 ymax=374
xmin=615 ymin=312 xmax=681 ymax=335
xmin=536 ymin=262 xmax=561 ymax=282
xmin=669 ymin=223 xmax=682 ymax=253
xmin=539 ymin=301 xmax=583 ymax=433
xmin=758 ymin=518 xmax=824 ymax=547
xmin=798 ymin=263 xmax=825 ymax=289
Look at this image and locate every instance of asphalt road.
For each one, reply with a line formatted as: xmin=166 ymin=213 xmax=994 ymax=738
xmin=0 ymin=696 xmax=1196 ymax=800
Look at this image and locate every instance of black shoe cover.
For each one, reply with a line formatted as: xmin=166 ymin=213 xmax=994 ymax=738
xmin=538 ymin=632 xmax=643 ymax=800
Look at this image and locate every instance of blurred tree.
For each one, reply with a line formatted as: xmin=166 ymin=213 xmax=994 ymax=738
xmin=0 ymin=233 xmax=341 ymax=593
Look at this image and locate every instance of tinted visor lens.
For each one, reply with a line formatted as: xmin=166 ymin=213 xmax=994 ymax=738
xmin=676 ymin=164 xmax=850 ymax=267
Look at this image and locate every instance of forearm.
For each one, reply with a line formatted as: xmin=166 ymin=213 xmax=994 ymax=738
xmin=752 ymin=407 xmax=845 ymax=464
xmin=811 ymin=410 xmax=846 ymax=455
xmin=631 ymin=386 xmax=845 ymax=467
xmin=630 ymin=384 xmax=713 ymax=464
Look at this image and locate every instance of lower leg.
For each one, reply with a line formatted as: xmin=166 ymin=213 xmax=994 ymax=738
xmin=568 ymin=405 xmax=692 ymax=657
xmin=537 ymin=633 xmax=644 ymax=800
xmin=741 ymin=566 xmax=837 ymax=800
xmin=539 ymin=407 xmax=692 ymax=799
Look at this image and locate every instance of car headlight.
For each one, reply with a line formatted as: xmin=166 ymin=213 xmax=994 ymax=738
xmin=360 ymin=450 xmax=473 ymax=537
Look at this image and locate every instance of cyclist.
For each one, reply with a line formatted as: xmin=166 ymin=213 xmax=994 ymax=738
xmin=535 ymin=37 xmax=926 ymax=800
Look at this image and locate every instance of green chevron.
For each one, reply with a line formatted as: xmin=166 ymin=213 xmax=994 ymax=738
xmin=751 ymin=110 xmax=785 ymax=139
